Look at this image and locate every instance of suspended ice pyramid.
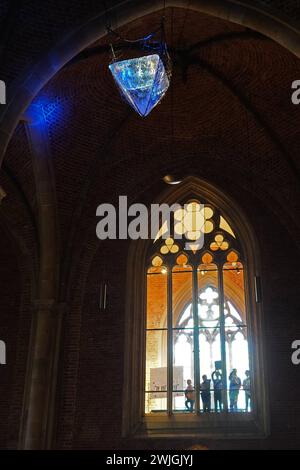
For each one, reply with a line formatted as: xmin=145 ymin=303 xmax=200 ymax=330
xmin=109 ymin=54 xmax=170 ymax=117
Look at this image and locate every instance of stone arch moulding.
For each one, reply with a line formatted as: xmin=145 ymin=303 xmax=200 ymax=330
xmin=1 ymin=0 xmax=300 ymax=165
xmin=122 ymin=175 xmax=269 ymax=439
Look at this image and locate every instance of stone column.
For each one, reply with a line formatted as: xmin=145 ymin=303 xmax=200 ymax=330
xmin=21 ymin=300 xmax=56 ymax=448
xmin=20 ymin=107 xmax=60 ymax=449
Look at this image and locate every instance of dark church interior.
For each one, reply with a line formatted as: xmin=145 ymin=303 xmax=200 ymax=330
xmin=0 ymin=0 xmax=300 ymax=455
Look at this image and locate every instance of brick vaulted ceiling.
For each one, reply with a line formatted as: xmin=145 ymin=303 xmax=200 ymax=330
xmin=1 ymin=5 xmax=300 ymax=268
xmin=0 ymin=2 xmax=300 ymax=450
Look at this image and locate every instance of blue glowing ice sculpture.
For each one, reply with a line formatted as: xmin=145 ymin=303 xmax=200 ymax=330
xmin=109 ymin=54 xmax=170 ymax=117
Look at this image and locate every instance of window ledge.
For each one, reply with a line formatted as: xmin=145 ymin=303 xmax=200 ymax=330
xmin=133 ymin=413 xmax=266 ymax=439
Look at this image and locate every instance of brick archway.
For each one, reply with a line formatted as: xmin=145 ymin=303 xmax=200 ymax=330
xmin=0 ymin=0 xmax=298 ymax=449
xmin=124 ymin=176 xmax=268 ymax=438
xmin=1 ymin=0 xmax=300 ymax=167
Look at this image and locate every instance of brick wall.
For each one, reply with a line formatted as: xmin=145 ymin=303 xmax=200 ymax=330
xmin=0 ymin=224 xmax=33 ymax=449
xmin=52 ymin=161 xmax=300 ymax=449
xmin=1 ymin=3 xmax=300 ymax=450
xmin=0 ymin=225 xmax=20 ymax=447
xmin=0 ymin=123 xmax=37 ymax=449
xmin=1 ymin=1 xmax=300 ymax=85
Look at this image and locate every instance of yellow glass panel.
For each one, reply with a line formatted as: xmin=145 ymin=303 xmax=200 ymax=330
xmin=145 ymin=330 xmax=168 ymax=413
xmin=172 ymin=263 xmax=193 ymax=273
xmin=202 ymin=252 xmax=213 ymax=264
xmin=174 ymin=208 xmax=185 ymax=221
xmin=221 ymin=241 xmax=229 ymax=251
xmin=145 ymin=392 xmax=167 ymax=414
xmin=187 ymin=230 xmax=200 ymax=241
xmin=172 ymin=264 xmax=193 ymax=327
xmin=203 ymin=206 xmax=214 ymax=219
xmin=174 ymin=222 xmax=185 ymax=235
xmin=185 ymin=213 xmax=201 ymax=232
xmin=223 ymin=261 xmax=243 ymax=271
xmin=147 ymin=270 xmax=167 ymax=329
xmin=176 ymin=254 xmax=188 ymax=266
xmin=220 ymin=216 xmax=236 ymax=238
xmin=203 ymin=220 xmax=214 ymax=233
xmin=160 ymin=237 xmax=178 ymax=254
xmin=174 ymin=201 xmax=211 ymax=240
xmin=170 ymin=244 xmax=179 ymax=254
xmin=166 ymin=238 xmax=173 ymax=247
xmin=145 ymin=330 xmax=168 ymax=390
xmin=223 ymin=262 xmax=246 ymax=323
xmin=152 ymin=256 xmax=163 ymax=267
xmin=148 ymin=266 xmax=163 ymax=274
xmin=154 ymin=220 xmax=169 ymax=243
xmin=186 ymin=201 xmax=200 ymax=212
xmin=215 ymin=234 xmax=223 ymax=244
xmin=198 ymin=263 xmax=218 ymax=274
xmin=210 ymin=242 xmax=219 ymax=251
xmin=227 ymin=251 xmax=239 ymax=263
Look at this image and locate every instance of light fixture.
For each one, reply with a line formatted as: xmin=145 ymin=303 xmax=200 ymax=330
xmin=163 ymin=174 xmax=182 ymax=185
xmin=109 ymin=54 xmax=170 ymax=117
xmin=108 ymin=19 xmax=171 ymax=117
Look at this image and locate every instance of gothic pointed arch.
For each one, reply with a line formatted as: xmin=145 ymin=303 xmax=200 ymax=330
xmin=123 ymin=176 xmax=268 ymax=438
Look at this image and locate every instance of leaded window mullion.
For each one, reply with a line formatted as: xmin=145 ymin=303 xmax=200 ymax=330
xmin=218 ymin=262 xmax=228 ymax=411
xmin=192 ymin=265 xmax=201 ymax=414
xmin=167 ymin=266 xmax=173 ymax=415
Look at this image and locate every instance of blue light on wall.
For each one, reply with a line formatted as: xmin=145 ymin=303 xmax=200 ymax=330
xmin=109 ymin=54 xmax=170 ymax=117
xmin=27 ymin=96 xmax=66 ymax=128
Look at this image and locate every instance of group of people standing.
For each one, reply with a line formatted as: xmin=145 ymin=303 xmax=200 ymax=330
xmin=184 ymin=369 xmax=251 ymax=412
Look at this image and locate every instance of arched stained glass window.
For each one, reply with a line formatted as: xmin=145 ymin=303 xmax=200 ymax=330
xmin=123 ymin=178 xmax=268 ymax=438
xmin=145 ymin=200 xmax=251 ymax=414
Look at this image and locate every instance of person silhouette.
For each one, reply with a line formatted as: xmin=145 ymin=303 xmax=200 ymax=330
xmin=243 ymin=370 xmax=251 ymax=412
xmin=200 ymin=375 xmax=211 ymax=412
xmin=229 ymin=369 xmax=241 ymax=411
xmin=211 ymin=369 xmax=223 ymax=411
xmin=184 ymin=379 xmax=195 ymax=412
